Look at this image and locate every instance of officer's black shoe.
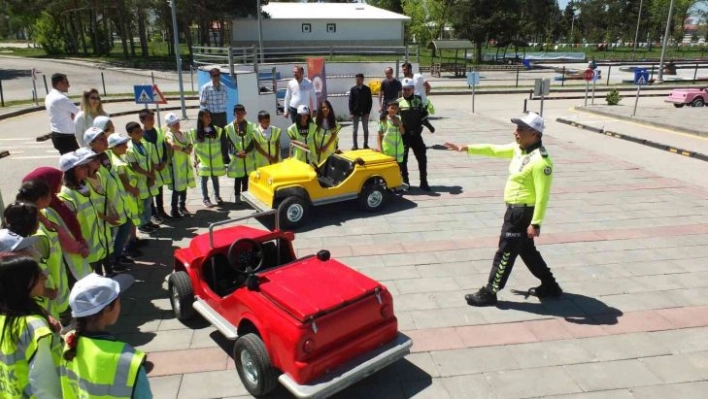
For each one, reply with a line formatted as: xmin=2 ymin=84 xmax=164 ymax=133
xmin=465 ymin=287 xmax=497 ymax=307
xmin=420 ymin=181 xmax=431 ymax=191
xmin=528 ymin=282 xmax=563 ymax=299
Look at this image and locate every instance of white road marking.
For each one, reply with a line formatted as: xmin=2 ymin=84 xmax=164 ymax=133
xmin=10 ymin=155 xmax=59 ymax=160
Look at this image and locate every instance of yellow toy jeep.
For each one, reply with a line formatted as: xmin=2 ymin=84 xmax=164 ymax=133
xmin=241 ymin=149 xmax=406 ymax=228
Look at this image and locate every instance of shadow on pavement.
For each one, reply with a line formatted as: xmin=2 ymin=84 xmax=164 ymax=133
xmin=499 ymin=291 xmax=624 ymax=325
xmin=0 ymin=68 xmax=32 ymax=80
xmin=404 ymin=185 xmax=463 ymax=197
xmin=209 ymin=331 xmax=432 ymax=399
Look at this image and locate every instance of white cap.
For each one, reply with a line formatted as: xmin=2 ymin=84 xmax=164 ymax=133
xmin=165 ymin=113 xmax=180 ymax=127
xmin=83 ymin=127 xmax=105 ymax=144
xmin=107 ymin=133 xmax=130 ymax=149
xmin=0 ymin=229 xmax=39 ymax=252
xmin=511 ymin=112 xmax=545 ymax=134
xmin=69 ymin=273 xmax=135 ymax=318
xmin=401 ymin=78 xmax=415 ymax=88
xmin=297 ymin=105 xmax=310 ymax=115
xmin=93 ymin=116 xmax=111 ymax=131
xmin=59 ymin=149 xmax=95 ymax=172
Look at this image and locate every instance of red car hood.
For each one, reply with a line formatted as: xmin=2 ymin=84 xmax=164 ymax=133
xmin=259 ymin=256 xmax=382 ymax=322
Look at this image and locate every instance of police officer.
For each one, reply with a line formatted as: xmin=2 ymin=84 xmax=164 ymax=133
xmin=444 ymin=112 xmax=561 ymax=306
xmin=398 ymin=78 xmax=430 ymax=191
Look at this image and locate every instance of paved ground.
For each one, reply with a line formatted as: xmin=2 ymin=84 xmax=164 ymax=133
xmin=2 ymin=89 xmax=708 ymax=398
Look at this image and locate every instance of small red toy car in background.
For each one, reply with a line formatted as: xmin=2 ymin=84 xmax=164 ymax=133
xmin=167 ymin=210 xmax=412 ymax=398
xmin=665 ymin=87 xmax=708 ymax=108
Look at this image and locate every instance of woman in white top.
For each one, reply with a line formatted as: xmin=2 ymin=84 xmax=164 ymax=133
xmin=73 ymin=89 xmax=107 ymax=147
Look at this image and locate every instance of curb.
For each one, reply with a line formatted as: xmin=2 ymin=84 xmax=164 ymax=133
xmin=35 ymin=103 xmax=201 ymax=142
xmin=573 ymin=106 xmax=708 ymax=138
xmin=556 ymin=117 xmax=708 ymax=162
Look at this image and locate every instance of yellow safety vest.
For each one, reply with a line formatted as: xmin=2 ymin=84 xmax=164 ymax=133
xmin=225 ymin=120 xmax=256 ymax=178
xmin=191 ymin=128 xmax=226 ymax=177
xmin=153 ymin=128 xmax=173 ymax=188
xmin=165 ymin=130 xmax=196 ymax=192
xmin=126 ymin=139 xmax=158 ymax=199
xmin=97 ymin=159 xmax=128 ymax=226
xmin=379 ymin=118 xmax=404 ymax=163
xmin=0 ymin=314 xmax=58 ymax=399
xmin=308 ymin=122 xmax=340 ymax=165
xmin=287 ymin=122 xmax=317 ymax=163
xmin=252 ymin=126 xmax=282 ymax=168
xmin=108 ymin=151 xmax=142 ymax=228
xmin=34 ymin=220 xmax=70 ymax=318
xmin=58 ymin=185 xmax=108 ymax=267
xmin=43 ymin=207 xmax=91 ymax=284
xmin=60 ymin=335 xmax=146 ymax=399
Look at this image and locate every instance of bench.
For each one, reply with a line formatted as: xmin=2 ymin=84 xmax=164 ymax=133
xmin=430 ymin=62 xmax=468 ymax=77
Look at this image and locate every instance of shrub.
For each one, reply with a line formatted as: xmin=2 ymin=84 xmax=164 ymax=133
xmin=33 ymin=12 xmax=65 ymax=55
xmin=606 ymin=89 xmax=622 ymax=105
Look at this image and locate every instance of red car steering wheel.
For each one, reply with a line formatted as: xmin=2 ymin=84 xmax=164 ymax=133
xmin=228 ymin=239 xmax=264 ymax=274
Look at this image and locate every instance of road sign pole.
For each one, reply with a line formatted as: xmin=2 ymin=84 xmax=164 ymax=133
xmin=31 ymin=70 xmax=38 ymax=106
xmin=152 ymin=72 xmax=162 ymax=129
xmin=169 ymin=0 xmax=187 ymax=119
xmin=472 ymin=81 xmax=476 ymax=113
xmin=584 ymin=81 xmax=589 ymax=107
xmin=540 ymin=81 xmax=545 ymax=117
xmin=592 ymin=78 xmax=596 ymax=105
xmin=633 ymin=86 xmax=641 ymax=116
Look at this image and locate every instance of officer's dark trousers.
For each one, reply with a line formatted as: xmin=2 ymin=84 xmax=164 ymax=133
xmin=401 ymin=133 xmax=427 ymax=184
xmin=486 ymin=206 xmax=555 ymax=293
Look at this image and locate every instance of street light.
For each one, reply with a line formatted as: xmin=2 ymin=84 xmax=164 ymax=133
xmin=570 ymin=13 xmax=578 ymax=45
xmin=168 ymin=0 xmax=187 ymax=119
xmin=657 ymin=0 xmax=675 ymax=82
xmin=633 ymin=0 xmax=644 ymax=55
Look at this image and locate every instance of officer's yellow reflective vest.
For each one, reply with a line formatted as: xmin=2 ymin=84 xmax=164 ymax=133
xmin=252 ymin=126 xmax=282 ymax=168
xmin=109 ymin=151 xmax=142 ymax=228
xmin=34 ymin=218 xmax=70 ymax=318
xmin=153 ymin=128 xmax=173 ymax=188
xmin=307 ymin=122 xmax=340 ymax=165
xmin=43 ymin=207 xmax=91 ymax=283
xmin=126 ymin=139 xmax=159 ymax=199
xmin=60 ymin=335 xmax=146 ymax=399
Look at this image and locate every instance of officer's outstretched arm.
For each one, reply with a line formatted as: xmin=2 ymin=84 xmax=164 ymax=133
xmin=465 ymin=143 xmax=516 ymax=159
xmin=531 ymin=161 xmax=553 ymax=226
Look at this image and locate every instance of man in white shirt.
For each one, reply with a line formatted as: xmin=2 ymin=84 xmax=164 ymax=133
xmin=45 ymin=73 xmax=80 ymax=154
xmin=199 ymin=68 xmax=228 ymax=128
xmin=283 ymin=66 xmax=317 ymax=124
xmin=402 ymin=63 xmax=431 ymax=105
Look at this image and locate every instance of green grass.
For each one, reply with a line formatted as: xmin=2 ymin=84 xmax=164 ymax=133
xmin=1 ymin=90 xmax=198 ymax=108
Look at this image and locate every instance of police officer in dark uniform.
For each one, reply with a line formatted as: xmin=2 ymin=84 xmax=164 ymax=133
xmin=398 ymin=78 xmax=430 ymax=191
xmin=444 ymin=112 xmax=561 ymax=306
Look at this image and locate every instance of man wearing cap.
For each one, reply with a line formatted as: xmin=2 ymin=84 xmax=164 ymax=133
xmin=398 ymin=77 xmax=431 ymax=191
xmin=200 ymin=68 xmax=229 ymax=128
xmin=283 ymin=66 xmax=317 ymax=124
xmin=444 ymin=112 xmax=561 ymax=306
xmin=349 ymin=73 xmax=373 ymax=150
xmin=46 ymin=73 xmax=81 ymax=155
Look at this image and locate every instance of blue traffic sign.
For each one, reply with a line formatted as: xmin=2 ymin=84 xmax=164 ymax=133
xmin=134 ymin=85 xmax=154 ymax=104
xmin=634 ymin=69 xmax=649 ymax=86
xmin=466 ymin=71 xmax=480 ymax=86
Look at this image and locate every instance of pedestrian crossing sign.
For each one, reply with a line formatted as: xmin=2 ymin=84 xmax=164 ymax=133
xmin=634 ymin=69 xmax=649 ymax=86
xmin=134 ymin=85 xmax=154 ymax=104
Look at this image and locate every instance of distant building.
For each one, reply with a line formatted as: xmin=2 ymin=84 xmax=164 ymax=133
xmin=231 ymin=2 xmax=410 ymax=48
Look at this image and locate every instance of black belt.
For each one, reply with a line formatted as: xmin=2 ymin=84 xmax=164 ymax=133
xmin=506 ymin=203 xmax=534 ymax=209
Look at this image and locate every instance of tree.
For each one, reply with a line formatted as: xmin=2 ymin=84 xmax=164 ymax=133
xmin=367 ymin=0 xmax=404 ymax=13
xmin=449 ymin=0 xmax=517 ymax=62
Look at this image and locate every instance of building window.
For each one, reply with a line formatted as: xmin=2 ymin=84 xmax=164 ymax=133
xmin=326 ymin=23 xmax=336 ymax=33
xmin=302 ymin=23 xmax=312 ymax=33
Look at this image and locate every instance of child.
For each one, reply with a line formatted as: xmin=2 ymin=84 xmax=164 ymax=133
xmin=252 ymin=111 xmax=282 ymax=168
xmin=21 ymin=167 xmax=91 ymax=289
xmin=84 ymin=126 xmax=133 ymax=272
xmin=224 ymin=105 xmax=255 ymax=203
xmin=125 ymin=122 xmax=159 ymax=234
xmin=377 ymin=102 xmax=405 ymax=171
xmin=0 ymin=253 xmax=62 ymax=398
xmin=139 ymin=109 xmax=171 ymax=222
xmin=287 ymin=105 xmax=316 ymax=163
xmin=164 ymin=113 xmax=195 ymax=217
xmin=309 ymin=100 xmax=341 ymax=165
xmin=192 ymin=109 xmax=228 ymax=208
xmin=107 ymin=133 xmax=145 ymax=259
xmin=61 ymin=273 xmax=153 ymax=398
xmin=57 ymin=150 xmax=108 ymax=279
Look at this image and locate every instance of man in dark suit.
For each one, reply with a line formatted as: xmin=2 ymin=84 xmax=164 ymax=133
xmin=349 ymin=73 xmax=373 ymax=150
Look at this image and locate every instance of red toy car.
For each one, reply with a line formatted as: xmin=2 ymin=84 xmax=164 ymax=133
xmin=665 ymin=87 xmax=708 ymax=108
xmin=168 ymin=210 xmax=412 ymax=398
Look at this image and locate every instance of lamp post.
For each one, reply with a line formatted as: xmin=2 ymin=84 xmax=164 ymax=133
xmin=657 ymin=0 xmax=675 ymax=83
xmin=257 ymin=0 xmax=265 ymax=63
xmin=168 ymin=0 xmax=187 ymax=119
xmin=633 ymin=0 xmax=644 ymax=55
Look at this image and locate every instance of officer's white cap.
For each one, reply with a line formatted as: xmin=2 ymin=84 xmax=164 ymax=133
xmin=511 ymin=112 xmax=545 ymax=134
xmin=0 ymin=229 xmax=39 ymax=252
xmin=69 ymin=273 xmax=134 ymax=318
xmin=107 ymin=133 xmax=130 ymax=149
xmin=401 ymin=78 xmax=415 ymax=88
xmin=165 ymin=113 xmax=180 ymax=127
xmin=297 ymin=105 xmax=310 ymax=115
xmin=83 ymin=127 xmax=105 ymax=144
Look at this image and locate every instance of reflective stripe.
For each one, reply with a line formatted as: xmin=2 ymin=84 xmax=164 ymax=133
xmin=307 ymin=123 xmax=340 ymax=165
xmin=126 ymin=139 xmax=159 ymax=199
xmin=110 ymin=152 xmax=142 ymax=227
xmin=58 ymin=187 xmax=106 ymax=267
xmin=287 ymin=122 xmax=317 ymax=163
xmin=154 ymin=128 xmax=173 ymax=187
xmin=44 ymin=207 xmax=91 ymax=282
xmin=0 ymin=315 xmax=54 ymax=398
